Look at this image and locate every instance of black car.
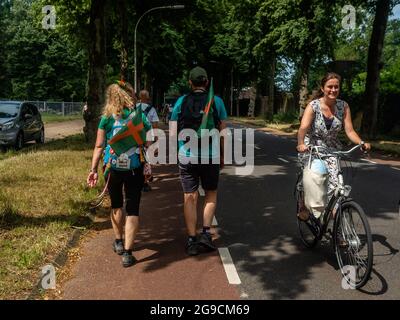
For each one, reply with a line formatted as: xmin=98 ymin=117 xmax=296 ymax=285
xmin=0 ymin=101 xmax=45 ymax=149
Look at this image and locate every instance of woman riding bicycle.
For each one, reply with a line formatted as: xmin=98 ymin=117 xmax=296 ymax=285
xmin=296 ymin=72 xmax=371 ymax=221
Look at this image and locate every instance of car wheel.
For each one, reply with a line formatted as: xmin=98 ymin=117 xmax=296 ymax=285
xmin=36 ymin=128 xmax=45 ymax=144
xmin=15 ymin=132 xmax=24 ymax=150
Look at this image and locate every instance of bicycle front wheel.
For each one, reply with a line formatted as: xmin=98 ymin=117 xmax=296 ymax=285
xmin=333 ymin=200 xmax=373 ymax=289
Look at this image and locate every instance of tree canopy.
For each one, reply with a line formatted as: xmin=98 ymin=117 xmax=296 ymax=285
xmin=1 ymin=0 xmax=399 ymax=139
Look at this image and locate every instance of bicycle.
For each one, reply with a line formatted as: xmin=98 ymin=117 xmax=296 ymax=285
xmin=294 ymin=143 xmax=373 ymax=289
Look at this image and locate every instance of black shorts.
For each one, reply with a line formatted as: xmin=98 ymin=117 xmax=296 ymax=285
xmin=107 ymin=168 xmax=144 ymax=216
xmin=178 ymin=163 xmax=220 ymax=193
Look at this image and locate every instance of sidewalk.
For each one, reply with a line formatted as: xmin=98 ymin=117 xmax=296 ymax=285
xmin=60 ymin=163 xmax=240 ymax=300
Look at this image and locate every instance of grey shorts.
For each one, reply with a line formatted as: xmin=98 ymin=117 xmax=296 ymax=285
xmin=178 ymin=163 xmax=220 ymax=193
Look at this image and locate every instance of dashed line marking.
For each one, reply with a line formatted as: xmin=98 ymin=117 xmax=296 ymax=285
xmin=360 ymin=159 xmax=377 ymax=164
xmin=240 ymin=292 xmax=249 ymax=299
xmin=278 ymin=158 xmax=289 ymax=163
xmin=218 ymin=248 xmax=241 ymax=285
xmin=212 ymin=216 xmax=218 ymax=226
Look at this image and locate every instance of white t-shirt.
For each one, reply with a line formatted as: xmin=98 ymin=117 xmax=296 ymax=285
xmin=136 ymin=103 xmax=159 ymax=124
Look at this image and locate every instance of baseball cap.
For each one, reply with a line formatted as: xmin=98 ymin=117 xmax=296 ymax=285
xmin=189 ymin=66 xmax=208 ymax=82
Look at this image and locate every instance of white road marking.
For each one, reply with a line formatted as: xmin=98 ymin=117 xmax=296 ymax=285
xmin=212 ymin=216 xmax=218 ymax=226
xmin=278 ymin=157 xmax=289 ymax=163
xmin=360 ymin=159 xmax=377 ymax=164
xmin=240 ymin=292 xmax=249 ymax=299
xmin=198 ymin=186 xmax=205 ymax=196
xmin=392 ymin=167 xmax=400 ymax=171
xmin=255 ymin=146 xmax=261 ymax=150
xmin=218 ymin=248 xmax=241 ymax=285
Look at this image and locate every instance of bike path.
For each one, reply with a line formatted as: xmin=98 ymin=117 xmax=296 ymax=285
xmin=61 ymin=164 xmax=240 ymax=300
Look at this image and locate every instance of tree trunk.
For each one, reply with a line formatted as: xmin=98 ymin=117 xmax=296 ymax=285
xmin=236 ymin=78 xmax=240 ymax=117
xmin=229 ymin=67 xmax=233 ymax=116
xmin=84 ymin=0 xmax=107 ymax=143
xmin=118 ymin=0 xmax=128 ymax=81
xmin=298 ymin=54 xmax=311 ymax=118
xmin=260 ymin=96 xmax=268 ymax=119
xmin=361 ymin=0 xmax=391 ymax=139
xmin=265 ymin=56 xmax=276 ymax=120
xmin=143 ymin=71 xmax=151 ymax=92
xmin=247 ymin=83 xmax=257 ymax=118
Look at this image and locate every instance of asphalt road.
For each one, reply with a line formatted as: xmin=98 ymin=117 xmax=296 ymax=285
xmin=218 ymin=123 xmax=400 ymax=299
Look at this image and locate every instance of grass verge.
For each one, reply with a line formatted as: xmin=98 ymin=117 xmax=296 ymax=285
xmin=41 ymin=113 xmax=82 ymax=124
xmin=230 ymin=116 xmax=299 ymax=134
xmin=0 ymin=134 xmax=102 ymax=299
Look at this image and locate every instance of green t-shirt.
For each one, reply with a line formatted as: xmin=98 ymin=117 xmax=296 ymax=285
xmin=98 ymin=107 xmax=151 ymax=141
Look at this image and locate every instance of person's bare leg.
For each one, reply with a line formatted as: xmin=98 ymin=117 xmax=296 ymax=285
xmin=203 ymin=190 xmax=217 ymax=227
xmin=124 ymin=216 xmax=139 ymax=250
xmin=110 ymin=208 xmax=124 ymax=239
xmin=198 ymin=190 xmax=217 ymax=250
xmin=184 ymin=192 xmax=199 ymax=236
xmin=298 ymin=198 xmax=310 ymax=221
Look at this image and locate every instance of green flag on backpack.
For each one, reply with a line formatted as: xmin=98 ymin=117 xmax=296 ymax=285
xmin=197 ymin=78 xmax=216 ymax=138
xmin=108 ymin=107 xmax=146 ymax=156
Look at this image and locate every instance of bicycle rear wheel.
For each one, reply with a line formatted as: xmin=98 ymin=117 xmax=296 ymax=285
xmin=333 ymin=200 xmax=373 ymax=289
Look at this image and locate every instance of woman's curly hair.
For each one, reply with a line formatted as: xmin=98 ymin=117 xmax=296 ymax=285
xmin=103 ymin=82 xmax=136 ymax=118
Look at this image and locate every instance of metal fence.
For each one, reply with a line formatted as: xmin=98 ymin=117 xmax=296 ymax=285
xmin=26 ymin=101 xmax=84 ymax=116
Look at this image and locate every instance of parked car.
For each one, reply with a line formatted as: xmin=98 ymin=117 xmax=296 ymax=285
xmin=0 ymin=101 xmax=45 ymax=150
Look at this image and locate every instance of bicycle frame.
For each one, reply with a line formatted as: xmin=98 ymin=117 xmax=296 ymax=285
xmin=300 ymin=144 xmax=363 ymax=239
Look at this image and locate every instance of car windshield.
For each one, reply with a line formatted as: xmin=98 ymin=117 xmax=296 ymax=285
xmin=0 ymin=103 xmax=19 ymax=118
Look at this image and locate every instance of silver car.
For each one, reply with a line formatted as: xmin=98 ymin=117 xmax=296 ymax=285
xmin=0 ymin=101 xmax=45 ymax=150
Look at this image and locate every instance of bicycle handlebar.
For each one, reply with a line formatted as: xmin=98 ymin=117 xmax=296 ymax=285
xmin=332 ymin=143 xmax=365 ymax=155
xmin=307 ymin=143 xmax=365 ymax=158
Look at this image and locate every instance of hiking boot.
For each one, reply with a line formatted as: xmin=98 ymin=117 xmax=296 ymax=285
xmin=113 ymin=241 xmax=124 ymax=255
xmin=122 ymin=251 xmax=136 ymax=268
xmin=185 ymin=238 xmax=199 ymax=256
xmin=143 ymin=183 xmax=152 ymax=192
xmin=198 ymin=232 xmax=216 ymax=251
